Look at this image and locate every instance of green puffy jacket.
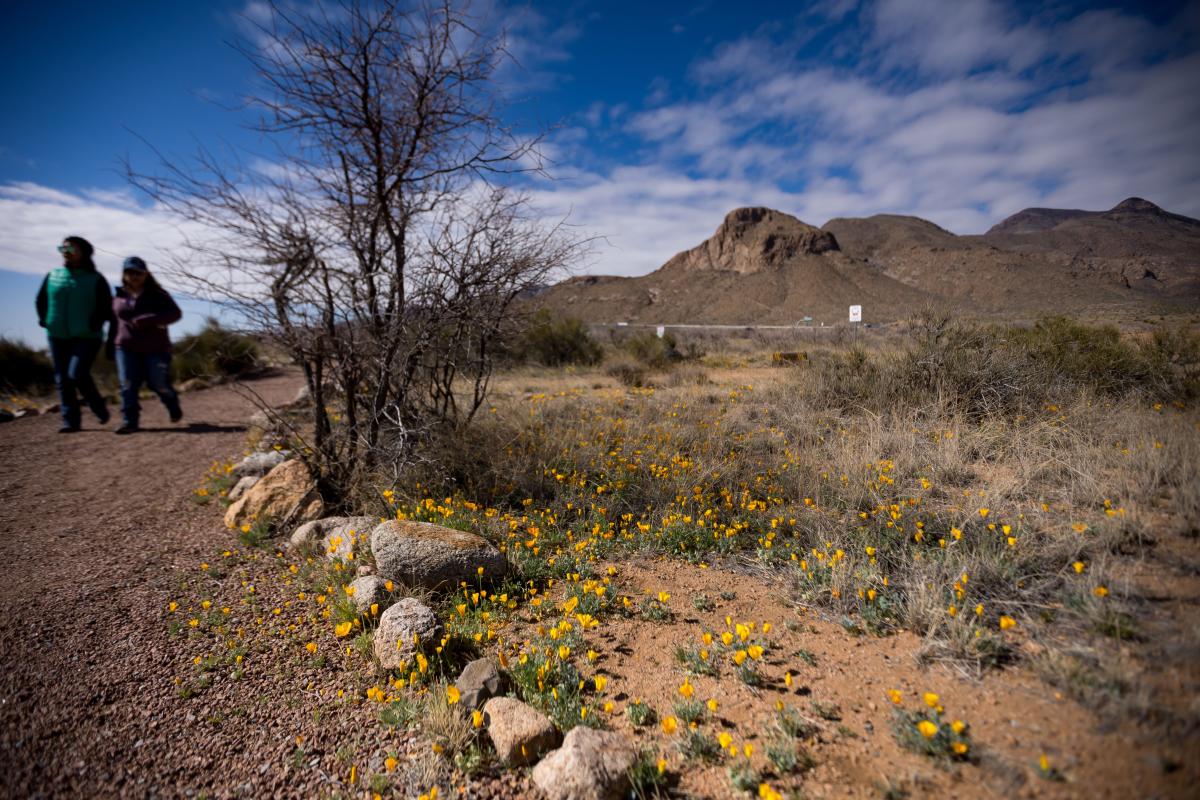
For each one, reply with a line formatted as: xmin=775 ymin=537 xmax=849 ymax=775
xmin=36 ymin=266 xmax=114 ymax=339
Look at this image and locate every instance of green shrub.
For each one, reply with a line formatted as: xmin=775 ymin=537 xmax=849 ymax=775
xmin=0 ymin=337 xmax=55 ymax=395
xmin=518 ymin=310 xmax=603 ymax=367
xmin=172 ymin=319 xmax=261 ymax=382
xmin=624 ymin=332 xmax=678 ymax=369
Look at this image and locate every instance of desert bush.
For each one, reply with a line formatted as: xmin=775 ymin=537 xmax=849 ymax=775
xmin=605 ymin=357 xmax=651 ymax=388
xmin=172 ymin=319 xmax=261 ymax=382
xmin=624 ymin=331 xmax=679 ymax=368
xmin=0 ymin=337 xmax=55 ymax=395
xmin=516 ymin=310 xmax=603 ymax=367
xmin=810 ymin=312 xmax=1193 ymax=418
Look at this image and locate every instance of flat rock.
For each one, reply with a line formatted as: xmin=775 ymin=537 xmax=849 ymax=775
xmin=484 ymin=697 xmax=558 ymax=766
xmin=531 ymin=726 xmax=637 ymax=800
xmin=455 ymin=658 xmax=504 ymax=709
xmin=373 ymin=598 xmax=442 ymax=669
xmin=370 ymin=520 xmax=507 ymax=592
xmin=347 ymin=575 xmax=390 ymax=615
xmin=223 ymin=459 xmax=323 ymax=530
xmin=289 ymin=515 xmax=378 ymax=560
xmin=231 ymin=450 xmax=288 ymax=478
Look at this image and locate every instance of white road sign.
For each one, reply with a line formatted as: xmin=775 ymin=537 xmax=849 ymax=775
xmin=849 ymin=305 xmax=862 ymax=322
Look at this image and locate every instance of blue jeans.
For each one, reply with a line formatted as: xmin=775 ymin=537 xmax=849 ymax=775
xmin=48 ymin=337 xmax=108 ymax=428
xmin=116 ymin=349 xmax=181 ymax=427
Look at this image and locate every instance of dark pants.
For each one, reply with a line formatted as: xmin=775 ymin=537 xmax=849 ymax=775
xmin=116 ymin=349 xmax=181 ymax=427
xmin=48 ymin=337 xmax=108 ymax=428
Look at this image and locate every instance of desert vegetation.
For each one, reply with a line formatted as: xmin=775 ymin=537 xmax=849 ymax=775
xmin=169 ymin=311 xmax=1199 ymax=798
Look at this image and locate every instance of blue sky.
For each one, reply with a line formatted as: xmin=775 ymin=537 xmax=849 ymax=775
xmin=2 ymin=0 xmax=1199 ymax=345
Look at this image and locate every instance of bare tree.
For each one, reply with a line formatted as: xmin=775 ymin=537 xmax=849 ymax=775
xmin=128 ymin=0 xmax=583 ymax=506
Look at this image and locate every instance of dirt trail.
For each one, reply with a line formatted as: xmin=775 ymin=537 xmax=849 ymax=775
xmin=0 ymin=373 xmax=302 ymax=798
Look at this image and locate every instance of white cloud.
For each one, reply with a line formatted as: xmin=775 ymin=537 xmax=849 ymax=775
xmin=0 ymin=183 xmax=202 ymax=283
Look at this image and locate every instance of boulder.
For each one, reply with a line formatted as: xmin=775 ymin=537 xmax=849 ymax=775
xmin=455 ymin=658 xmax=505 ymax=709
xmin=289 ymin=515 xmax=378 ymax=560
xmin=370 ymin=520 xmax=507 ymax=592
xmin=531 ymin=726 xmax=637 ymax=800
xmin=347 ymin=574 xmax=390 ymax=616
xmin=373 ymin=598 xmax=442 ymax=669
xmin=228 ymin=475 xmax=260 ymax=501
xmin=223 ymin=459 xmax=323 ymax=530
xmin=483 ymin=697 xmax=558 ymax=766
xmin=231 ymin=450 xmax=288 ymax=478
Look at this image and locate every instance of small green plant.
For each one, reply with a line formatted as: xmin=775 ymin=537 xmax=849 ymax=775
xmin=236 ymin=516 xmax=272 ymax=548
xmin=692 ymin=593 xmax=716 ymax=612
xmin=172 ymin=318 xmax=261 ymax=382
xmin=672 ymin=699 xmax=706 ymax=726
xmin=727 ymin=761 xmax=762 ymax=793
xmin=380 ymin=695 xmax=423 ymax=728
xmin=719 ymin=590 xmax=737 ymax=601
xmin=626 ymin=700 xmax=657 ymax=728
xmin=775 ymin=704 xmax=817 ymax=740
xmin=766 ymin=734 xmax=814 ymax=774
xmin=639 ymin=597 xmax=674 ymax=623
xmin=676 ymin=729 xmax=721 ymax=763
xmin=628 ymin=749 xmax=670 ymax=799
xmin=891 ymin=694 xmax=973 ymax=762
xmin=675 ymin=645 xmax=719 ymax=677
xmin=795 ymin=648 xmax=817 ymax=666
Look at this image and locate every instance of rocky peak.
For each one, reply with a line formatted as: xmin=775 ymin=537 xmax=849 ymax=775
xmin=663 ymin=207 xmax=839 ymax=275
xmin=1109 ymin=197 xmax=1161 ymax=214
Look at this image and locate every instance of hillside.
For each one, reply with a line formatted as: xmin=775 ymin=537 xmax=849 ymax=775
xmin=535 ymin=198 xmax=1200 ymax=325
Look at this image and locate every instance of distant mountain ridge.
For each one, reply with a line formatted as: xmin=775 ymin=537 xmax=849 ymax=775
xmin=533 ymin=198 xmax=1199 ymax=324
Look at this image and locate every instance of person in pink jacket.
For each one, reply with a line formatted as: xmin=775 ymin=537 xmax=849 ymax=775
xmin=106 ymin=257 xmax=183 ymax=434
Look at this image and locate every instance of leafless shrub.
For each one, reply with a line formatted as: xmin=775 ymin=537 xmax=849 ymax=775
xmin=127 ymin=1 xmax=586 ymax=507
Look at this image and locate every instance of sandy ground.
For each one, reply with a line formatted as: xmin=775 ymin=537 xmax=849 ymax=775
xmin=0 ymin=373 xmax=302 ymax=798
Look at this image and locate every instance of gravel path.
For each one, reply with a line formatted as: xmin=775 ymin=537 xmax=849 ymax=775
xmin=0 ymin=373 xmax=302 ymax=798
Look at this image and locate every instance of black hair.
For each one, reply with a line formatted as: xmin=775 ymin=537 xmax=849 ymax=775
xmin=63 ymin=235 xmax=97 ymax=271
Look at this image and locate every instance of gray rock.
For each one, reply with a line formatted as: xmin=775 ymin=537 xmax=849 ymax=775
xmin=531 ymin=726 xmax=637 ymax=800
xmin=373 ymin=598 xmax=442 ymax=669
xmin=228 ymin=475 xmax=260 ymax=502
xmin=370 ymin=520 xmax=507 ymax=592
xmin=455 ymin=658 xmax=504 ymax=709
xmin=231 ymin=450 xmax=288 ymax=478
xmin=348 ymin=574 xmax=390 ymax=616
xmin=483 ymin=697 xmax=558 ymax=766
xmin=288 ymin=515 xmax=377 ymax=559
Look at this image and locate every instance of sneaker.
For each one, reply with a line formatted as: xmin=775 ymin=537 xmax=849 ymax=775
xmin=169 ymin=408 xmax=183 ymax=423
xmin=115 ymin=424 xmax=139 ymax=435
xmin=96 ymin=407 xmax=111 ymax=425
xmin=58 ymin=425 xmax=81 ymax=434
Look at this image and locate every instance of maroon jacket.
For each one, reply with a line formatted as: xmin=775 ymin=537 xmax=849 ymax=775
xmin=109 ymin=286 xmax=182 ymax=353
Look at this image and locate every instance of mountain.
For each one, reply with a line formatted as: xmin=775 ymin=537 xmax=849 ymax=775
xmin=535 ymin=208 xmax=930 ymax=325
xmin=533 ymin=199 xmax=1200 ymax=325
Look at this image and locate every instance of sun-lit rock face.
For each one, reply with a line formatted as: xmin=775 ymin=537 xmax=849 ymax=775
xmin=661 ymin=207 xmax=840 ymax=275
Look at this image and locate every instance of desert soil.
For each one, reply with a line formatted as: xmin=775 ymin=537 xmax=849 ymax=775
xmin=1 ymin=370 xmax=1195 ymax=799
xmin=0 ymin=373 xmax=303 ymax=798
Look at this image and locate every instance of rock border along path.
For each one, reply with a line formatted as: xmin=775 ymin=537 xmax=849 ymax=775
xmin=0 ymin=372 xmax=303 ymax=798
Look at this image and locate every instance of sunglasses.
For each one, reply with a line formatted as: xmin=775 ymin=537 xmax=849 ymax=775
xmin=57 ymin=245 xmax=77 ymax=254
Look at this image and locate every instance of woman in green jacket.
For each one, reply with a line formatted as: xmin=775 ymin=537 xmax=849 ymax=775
xmin=35 ymin=236 xmax=114 ymax=432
